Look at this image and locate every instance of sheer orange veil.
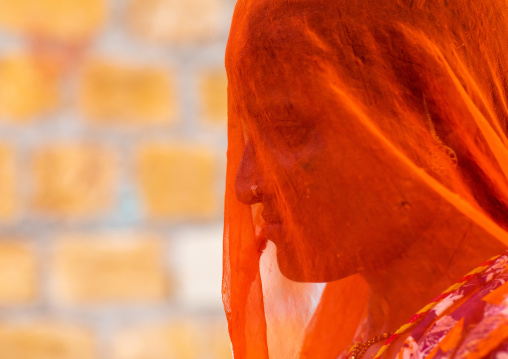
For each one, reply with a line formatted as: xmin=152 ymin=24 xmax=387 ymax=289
xmin=223 ymin=1 xmax=508 ymax=358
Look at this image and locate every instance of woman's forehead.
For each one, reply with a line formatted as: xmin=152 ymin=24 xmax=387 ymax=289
xmin=226 ymin=0 xmax=338 ymax=67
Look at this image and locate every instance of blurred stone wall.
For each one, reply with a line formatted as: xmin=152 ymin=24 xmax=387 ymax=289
xmin=0 ymin=0 xmax=234 ymax=358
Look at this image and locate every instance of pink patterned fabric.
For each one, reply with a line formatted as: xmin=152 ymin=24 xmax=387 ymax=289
xmin=343 ymin=251 xmax=508 ymax=359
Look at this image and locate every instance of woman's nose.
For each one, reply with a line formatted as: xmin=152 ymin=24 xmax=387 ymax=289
xmin=235 ymin=141 xmax=264 ymax=205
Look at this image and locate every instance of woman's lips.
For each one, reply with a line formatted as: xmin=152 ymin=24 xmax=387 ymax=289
xmin=261 ymin=206 xmax=282 ymax=224
xmin=261 ymin=204 xmax=284 ymax=244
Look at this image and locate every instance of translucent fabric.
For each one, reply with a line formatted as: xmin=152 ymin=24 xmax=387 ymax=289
xmin=222 ymin=1 xmax=508 ymax=358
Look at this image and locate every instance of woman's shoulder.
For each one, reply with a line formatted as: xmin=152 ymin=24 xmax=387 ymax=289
xmin=399 ymin=250 xmax=508 ymax=359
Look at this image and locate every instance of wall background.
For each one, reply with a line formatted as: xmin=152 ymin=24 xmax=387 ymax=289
xmin=0 ymin=0 xmax=235 ymax=358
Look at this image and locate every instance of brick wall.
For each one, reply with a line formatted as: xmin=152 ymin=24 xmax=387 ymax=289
xmin=0 ymin=0 xmax=233 ymax=358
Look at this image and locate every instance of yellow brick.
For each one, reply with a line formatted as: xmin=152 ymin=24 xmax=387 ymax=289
xmin=0 ymin=55 xmax=58 ymax=121
xmin=0 ymin=145 xmax=16 ymax=221
xmin=51 ymin=233 xmax=169 ymax=303
xmin=200 ymin=69 xmax=227 ymax=124
xmin=0 ymin=0 xmax=106 ymax=42
xmin=0 ymin=322 xmax=95 ymax=359
xmin=126 ymin=0 xmax=221 ymax=43
xmin=79 ymin=60 xmax=176 ymax=125
xmin=209 ymin=322 xmax=232 ymax=359
xmin=0 ymin=241 xmax=37 ymax=305
xmin=31 ymin=144 xmax=116 ymax=218
xmin=136 ymin=144 xmax=217 ymax=219
xmin=113 ymin=322 xmax=203 ymax=359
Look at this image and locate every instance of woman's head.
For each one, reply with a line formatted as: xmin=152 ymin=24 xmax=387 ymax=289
xmin=227 ymin=0 xmax=508 ymax=282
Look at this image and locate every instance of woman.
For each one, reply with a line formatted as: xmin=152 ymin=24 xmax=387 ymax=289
xmin=222 ymin=0 xmax=508 ymax=358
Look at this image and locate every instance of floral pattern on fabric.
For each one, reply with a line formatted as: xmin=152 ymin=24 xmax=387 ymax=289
xmin=340 ymin=251 xmax=508 ymax=359
xmin=397 ymin=252 xmax=508 ymax=359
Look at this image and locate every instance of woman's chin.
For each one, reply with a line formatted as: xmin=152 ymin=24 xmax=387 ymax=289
xmin=265 ymin=224 xmax=360 ymax=282
xmin=275 ymin=245 xmax=358 ymax=283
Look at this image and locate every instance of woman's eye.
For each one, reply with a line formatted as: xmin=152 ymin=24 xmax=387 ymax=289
xmin=274 ymin=122 xmax=311 ymax=147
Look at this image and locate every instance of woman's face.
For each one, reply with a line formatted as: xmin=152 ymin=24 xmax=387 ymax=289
xmin=234 ymin=76 xmax=439 ymax=283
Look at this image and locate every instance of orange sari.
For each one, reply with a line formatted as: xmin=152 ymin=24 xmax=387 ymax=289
xmin=223 ymin=0 xmax=508 ymax=358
